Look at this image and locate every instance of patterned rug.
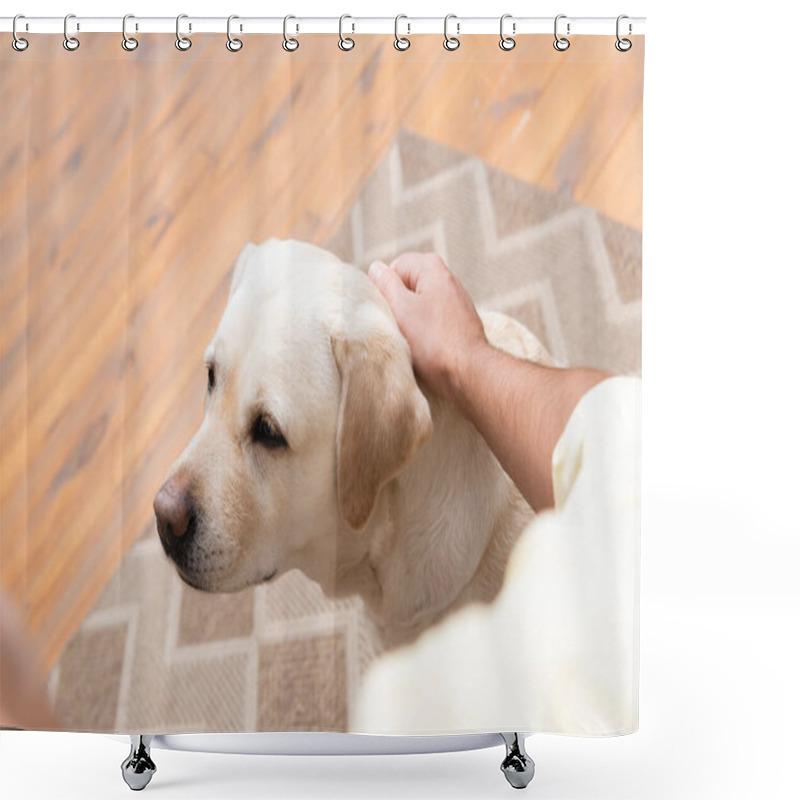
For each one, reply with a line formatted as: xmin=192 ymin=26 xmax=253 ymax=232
xmin=47 ymin=129 xmax=641 ymax=733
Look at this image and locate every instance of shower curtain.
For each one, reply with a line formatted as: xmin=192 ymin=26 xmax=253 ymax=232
xmin=0 ymin=28 xmax=643 ymax=737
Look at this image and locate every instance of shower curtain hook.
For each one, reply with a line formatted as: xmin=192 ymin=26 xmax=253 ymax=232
xmin=122 ymin=14 xmax=139 ymax=51
xmin=226 ymin=15 xmax=243 ymax=51
xmin=283 ymin=15 xmax=299 ymax=51
xmin=339 ymin=14 xmax=355 ymax=51
xmin=499 ymin=14 xmax=516 ymax=51
xmin=63 ymin=13 xmax=80 ymax=51
xmin=615 ymin=14 xmax=632 ymax=51
xmin=553 ymin=14 xmax=570 ymax=51
xmin=11 ymin=14 xmax=29 ymax=51
xmin=175 ymin=14 xmax=192 ymax=51
xmin=394 ymin=15 xmax=410 ymax=50
xmin=443 ymin=14 xmax=460 ymax=51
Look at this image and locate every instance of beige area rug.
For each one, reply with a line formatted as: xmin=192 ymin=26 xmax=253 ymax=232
xmin=48 ymin=129 xmax=641 ymax=733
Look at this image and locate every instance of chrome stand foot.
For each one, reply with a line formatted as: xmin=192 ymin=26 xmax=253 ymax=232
xmin=121 ymin=735 xmax=156 ymax=791
xmin=500 ymin=732 xmax=535 ymax=789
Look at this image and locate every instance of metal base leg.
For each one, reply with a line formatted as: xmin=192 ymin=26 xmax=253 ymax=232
xmin=500 ymin=732 xmax=535 ymax=789
xmin=121 ymin=735 xmax=156 ymax=791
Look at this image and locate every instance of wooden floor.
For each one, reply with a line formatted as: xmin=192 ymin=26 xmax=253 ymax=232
xmin=0 ymin=33 xmax=643 ymax=670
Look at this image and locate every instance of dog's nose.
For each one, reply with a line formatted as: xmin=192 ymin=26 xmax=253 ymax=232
xmin=154 ymin=479 xmax=195 ymax=551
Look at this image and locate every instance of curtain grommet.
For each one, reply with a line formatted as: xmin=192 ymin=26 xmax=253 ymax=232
xmin=175 ymin=14 xmax=192 ymax=51
xmin=443 ymin=14 xmax=460 ymax=51
xmin=499 ymin=14 xmax=516 ymax=51
xmin=12 ymin=14 xmax=29 ymax=51
xmin=338 ymin=14 xmax=355 ymax=51
xmin=226 ymin=15 xmax=243 ymax=52
xmin=283 ymin=15 xmax=299 ymax=52
xmin=122 ymin=14 xmax=139 ymax=51
xmin=394 ymin=15 xmax=410 ymax=51
xmin=553 ymin=14 xmax=570 ymax=51
xmin=63 ymin=13 xmax=80 ymax=51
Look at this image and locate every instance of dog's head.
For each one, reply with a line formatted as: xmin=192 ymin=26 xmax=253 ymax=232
xmin=153 ymin=239 xmax=432 ymax=592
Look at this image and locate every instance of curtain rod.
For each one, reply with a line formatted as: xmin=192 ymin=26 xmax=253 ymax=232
xmin=0 ymin=16 xmax=646 ymax=37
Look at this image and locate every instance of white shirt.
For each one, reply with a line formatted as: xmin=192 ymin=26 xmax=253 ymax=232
xmin=352 ymin=376 xmax=641 ymax=736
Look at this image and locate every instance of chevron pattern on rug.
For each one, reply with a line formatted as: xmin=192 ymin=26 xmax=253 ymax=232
xmin=326 ymin=129 xmax=642 ymax=375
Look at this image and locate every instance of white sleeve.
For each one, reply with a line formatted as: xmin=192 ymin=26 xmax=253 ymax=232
xmin=352 ymin=376 xmax=642 ymax=736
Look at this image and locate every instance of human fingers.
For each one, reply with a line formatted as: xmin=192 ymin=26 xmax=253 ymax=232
xmin=368 ymin=260 xmax=412 ymax=315
xmin=389 ymin=252 xmax=447 ymax=292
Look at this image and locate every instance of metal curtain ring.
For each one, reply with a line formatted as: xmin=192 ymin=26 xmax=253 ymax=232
xmin=283 ymin=15 xmax=299 ymax=51
xmin=443 ymin=14 xmax=460 ymax=51
xmin=227 ymin=15 xmax=243 ymax=51
xmin=175 ymin=14 xmax=192 ymax=51
xmin=394 ymin=14 xmax=410 ymax=50
xmin=553 ymin=14 xmax=570 ymax=51
xmin=499 ymin=14 xmax=516 ymax=51
xmin=615 ymin=14 xmax=632 ymax=51
xmin=12 ymin=14 xmax=29 ymax=51
xmin=63 ymin=13 xmax=80 ymax=51
xmin=339 ymin=14 xmax=355 ymax=50
xmin=122 ymin=14 xmax=139 ymax=51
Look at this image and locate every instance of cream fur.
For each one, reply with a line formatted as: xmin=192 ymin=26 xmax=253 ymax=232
xmin=157 ymin=238 xmax=553 ymax=648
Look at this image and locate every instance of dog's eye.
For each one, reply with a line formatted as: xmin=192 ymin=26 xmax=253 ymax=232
xmin=252 ymin=415 xmax=288 ymax=450
xmin=207 ymin=366 xmax=215 ymax=393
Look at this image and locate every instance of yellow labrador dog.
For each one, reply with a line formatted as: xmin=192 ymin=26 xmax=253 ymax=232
xmin=154 ymin=239 xmax=551 ymax=647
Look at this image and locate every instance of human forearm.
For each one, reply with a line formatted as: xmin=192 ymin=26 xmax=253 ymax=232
xmin=368 ymin=253 xmax=611 ymax=512
xmin=451 ymin=342 xmax=609 ymax=512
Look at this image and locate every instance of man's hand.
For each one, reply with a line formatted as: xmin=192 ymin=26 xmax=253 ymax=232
xmin=369 ymin=251 xmax=609 ymax=512
xmin=368 ymin=253 xmax=488 ymax=403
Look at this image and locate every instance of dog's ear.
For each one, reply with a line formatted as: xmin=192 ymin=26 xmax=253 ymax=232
xmin=332 ymin=326 xmax=432 ymax=531
xmin=228 ymin=242 xmax=257 ymax=298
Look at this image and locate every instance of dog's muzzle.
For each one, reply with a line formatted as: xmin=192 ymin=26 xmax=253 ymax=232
xmin=154 ymin=478 xmax=198 ymax=565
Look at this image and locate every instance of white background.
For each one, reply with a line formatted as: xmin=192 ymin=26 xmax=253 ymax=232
xmin=2 ymin=0 xmax=799 ymax=798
